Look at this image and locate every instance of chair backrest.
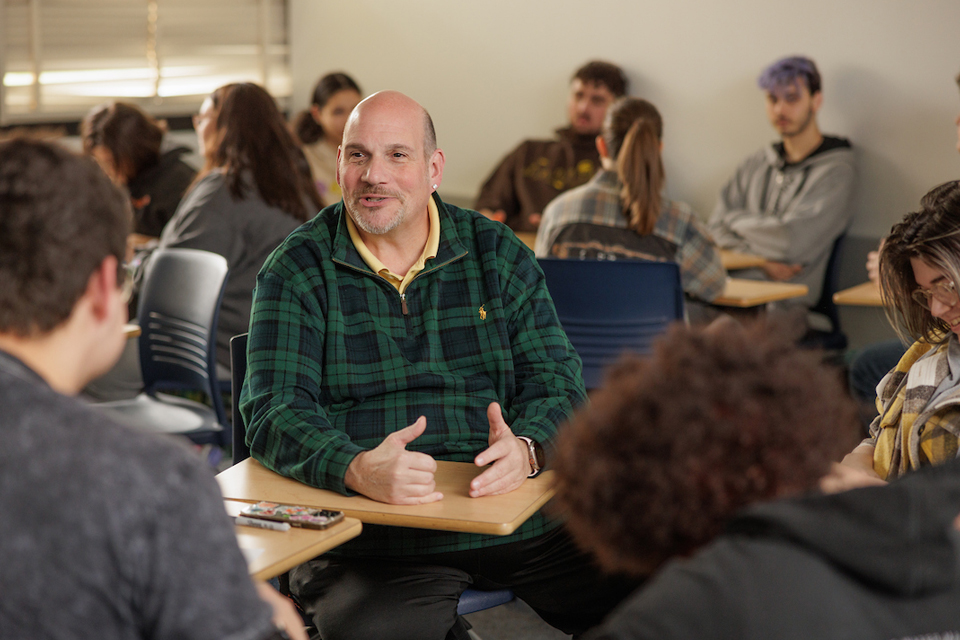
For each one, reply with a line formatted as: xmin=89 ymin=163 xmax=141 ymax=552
xmin=137 ymin=248 xmax=230 ymax=425
xmin=230 ymin=332 xmax=251 ymax=465
xmin=807 ymin=234 xmax=848 ymax=350
xmin=538 ymin=258 xmax=685 ymax=389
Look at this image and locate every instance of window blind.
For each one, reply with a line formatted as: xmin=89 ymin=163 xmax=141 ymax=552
xmin=1 ymin=0 xmax=290 ymax=125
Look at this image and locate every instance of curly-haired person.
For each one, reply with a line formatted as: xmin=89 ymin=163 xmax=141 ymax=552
xmin=555 ymin=320 xmax=960 ymax=640
xmin=554 ymin=319 xmax=859 ymax=576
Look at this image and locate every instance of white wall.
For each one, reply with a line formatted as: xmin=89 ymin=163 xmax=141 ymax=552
xmin=289 ymin=0 xmax=960 ymax=240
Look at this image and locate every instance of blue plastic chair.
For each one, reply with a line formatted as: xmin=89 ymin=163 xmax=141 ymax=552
xmin=802 ymin=234 xmax=849 ymax=351
xmin=538 ymin=257 xmax=685 ymax=389
xmin=99 ymin=248 xmax=229 ymax=446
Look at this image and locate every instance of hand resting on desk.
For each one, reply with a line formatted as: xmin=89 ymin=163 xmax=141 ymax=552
xmin=344 ymin=416 xmax=444 ymax=505
xmin=470 ymin=402 xmax=530 ymax=498
xmin=761 ymin=260 xmax=803 ymax=281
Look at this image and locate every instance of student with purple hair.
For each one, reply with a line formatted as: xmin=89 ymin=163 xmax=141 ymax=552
xmin=708 ymin=56 xmax=855 ymax=307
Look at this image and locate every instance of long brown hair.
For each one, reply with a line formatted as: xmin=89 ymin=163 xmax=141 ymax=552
xmin=198 ymin=83 xmax=322 ymax=221
xmin=881 ymin=180 xmax=960 ymax=346
xmin=603 ymin=98 xmax=664 ymax=235
xmin=80 ymin=101 xmax=164 ymax=181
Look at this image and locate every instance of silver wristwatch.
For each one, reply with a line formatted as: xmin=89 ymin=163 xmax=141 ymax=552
xmin=516 ymin=436 xmax=544 ymax=478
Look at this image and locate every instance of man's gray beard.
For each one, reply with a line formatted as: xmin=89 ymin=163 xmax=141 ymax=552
xmin=345 ymin=199 xmax=406 ymax=235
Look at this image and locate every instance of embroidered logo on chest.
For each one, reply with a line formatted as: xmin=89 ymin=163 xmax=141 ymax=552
xmin=478 ymin=305 xmax=486 ymax=320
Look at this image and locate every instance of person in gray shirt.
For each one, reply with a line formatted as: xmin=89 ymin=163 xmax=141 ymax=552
xmin=0 ymin=137 xmax=306 ymax=640
xmin=708 ymin=56 xmax=855 ymax=306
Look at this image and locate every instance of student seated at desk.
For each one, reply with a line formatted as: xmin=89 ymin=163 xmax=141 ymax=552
xmin=87 ymin=83 xmax=321 ymax=402
xmin=834 ymin=181 xmax=960 ymax=487
xmin=242 ymin=90 xmax=638 ymax=640
xmin=292 ymin=71 xmax=363 ymax=207
xmin=707 ymin=55 xmax=855 ymax=308
xmin=535 ymin=97 xmax=726 ymax=313
xmin=82 ymin=101 xmax=197 ymax=238
xmin=475 ymin=61 xmax=627 ymax=233
xmin=0 ymin=138 xmax=304 ymax=639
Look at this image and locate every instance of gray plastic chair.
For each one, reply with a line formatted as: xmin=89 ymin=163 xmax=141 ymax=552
xmin=99 ymin=248 xmax=229 ymax=446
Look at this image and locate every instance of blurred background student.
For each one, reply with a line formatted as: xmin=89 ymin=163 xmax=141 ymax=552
xmin=157 ymin=82 xmax=322 ymax=374
xmin=87 ymin=82 xmax=320 ymax=403
xmin=81 ymin=101 xmax=196 ymax=238
xmin=536 ymin=97 xmax=726 ymax=319
xmin=292 ymin=72 xmax=362 ymax=207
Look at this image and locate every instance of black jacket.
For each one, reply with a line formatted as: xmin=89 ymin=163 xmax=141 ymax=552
xmin=593 ymin=461 xmax=960 ymax=639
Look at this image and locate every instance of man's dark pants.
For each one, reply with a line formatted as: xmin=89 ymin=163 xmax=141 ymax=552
xmin=290 ymin=525 xmax=640 ymax=640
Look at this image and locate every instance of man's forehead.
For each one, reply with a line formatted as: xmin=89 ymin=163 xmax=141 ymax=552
xmin=343 ymin=112 xmax=423 ymax=151
xmin=766 ymin=80 xmax=808 ymax=100
xmin=571 ymin=79 xmax=613 ymax=96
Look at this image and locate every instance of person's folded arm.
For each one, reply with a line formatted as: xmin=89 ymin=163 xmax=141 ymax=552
xmin=725 ymin=160 xmax=855 ymax=264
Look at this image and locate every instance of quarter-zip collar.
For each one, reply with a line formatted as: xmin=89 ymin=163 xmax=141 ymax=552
xmin=330 ymin=192 xmax=468 ymax=277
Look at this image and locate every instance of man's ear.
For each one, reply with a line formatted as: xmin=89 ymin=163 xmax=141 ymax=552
xmin=596 ymin=135 xmax=609 ymax=160
xmin=428 ymin=148 xmax=445 ymax=189
xmin=812 ymin=90 xmax=824 ymax=114
xmin=336 ymin=145 xmax=342 ymax=186
xmin=86 ymin=256 xmax=121 ymax=321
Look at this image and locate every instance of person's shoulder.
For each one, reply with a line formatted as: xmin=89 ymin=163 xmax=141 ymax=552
xmin=176 ymin=169 xmax=228 ymax=211
xmin=260 ymin=203 xmax=339 ymax=274
xmin=656 ymin=198 xmax=702 ymax=236
xmin=503 ymin=134 xmax=568 ymax=160
xmin=1 ymin=370 xmax=208 ymax=491
xmin=440 ymin=198 xmax=536 ymax=267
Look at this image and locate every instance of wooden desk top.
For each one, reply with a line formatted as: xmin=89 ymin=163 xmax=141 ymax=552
xmin=124 ymin=323 xmax=141 ymax=338
xmin=226 ymin=500 xmax=361 ymax=580
xmin=217 ymin=459 xmax=556 ymax=536
xmin=833 ymin=281 xmax=882 ymax=307
xmin=720 ymin=250 xmax=767 ymax=270
xmin=713 ymin=278 xmax=809 ymax=308
xmin=515 ymin=231 xmax=537 ymax=251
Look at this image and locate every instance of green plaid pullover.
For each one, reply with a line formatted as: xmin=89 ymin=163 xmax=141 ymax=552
xmin=240 ymin=194 xmax=586 ymax=555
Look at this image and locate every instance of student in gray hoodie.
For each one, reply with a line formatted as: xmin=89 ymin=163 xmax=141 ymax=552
xmin=708 ymin=56 xmax=855 ymax=306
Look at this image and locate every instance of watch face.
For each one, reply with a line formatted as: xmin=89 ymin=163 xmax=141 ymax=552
xmin=532 ymin=440 xmax=546 ymax=469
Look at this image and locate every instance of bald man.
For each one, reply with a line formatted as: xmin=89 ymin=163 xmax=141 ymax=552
xmin=241 ymin=91 xmax=637 ymax=640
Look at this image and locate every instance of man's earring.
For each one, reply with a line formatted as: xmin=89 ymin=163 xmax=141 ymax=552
xmin=432 ymin=184 xmax=438 ymax=189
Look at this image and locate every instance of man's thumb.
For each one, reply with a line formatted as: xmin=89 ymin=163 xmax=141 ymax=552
xmin=392 ymin=416 xmax=427 ymax=448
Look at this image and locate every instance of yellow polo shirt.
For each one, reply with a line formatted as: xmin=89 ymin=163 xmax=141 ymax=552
xmin=346 ymin=197 xmax=441 ymax=294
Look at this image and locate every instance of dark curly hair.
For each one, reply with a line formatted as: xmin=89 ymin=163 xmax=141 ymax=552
xmin=573 ymin=60 xmax=628 ymax=97
xmin=552 ymin=319 xmax=860 ymax=576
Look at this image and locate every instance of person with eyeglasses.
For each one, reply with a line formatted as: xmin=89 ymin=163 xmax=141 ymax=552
xmin=826 ymin=180 xmax=960 ymax=491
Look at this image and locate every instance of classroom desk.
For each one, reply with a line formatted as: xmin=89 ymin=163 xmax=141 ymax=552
xmin=515 ymin=231 xmax=537 ymax=251
xmin=720 ymin=250 xmax=767 ymax=270
xmin=217 ymin=458 xmax=556 ymax=536
xmin=833 ymin=281 xmax=882 ymax=306
xmin=226 ymin=499 xmax=362 ymax=580
xmin=124 ymin=323 xmax=141 ymax=338
xmin=712 ymin=278 xmax=809 ymax=308
xmin=128 ymin=233 xmax=159 ymax=250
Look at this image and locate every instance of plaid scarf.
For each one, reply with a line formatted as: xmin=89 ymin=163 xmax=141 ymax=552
xmin=872 ymin=338 xmax=960 ymax=479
